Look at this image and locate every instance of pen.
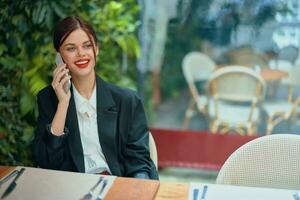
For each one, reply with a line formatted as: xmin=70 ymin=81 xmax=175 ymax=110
xmin=193 ymin=188 xmax=199 ymax=200
xmin=1 ymin=168 xmax=26 ymax=199
xmin=0 ymin=170 xmax=18 ymax=188
xmin=201 ymin=185 xmax=208 ymax=200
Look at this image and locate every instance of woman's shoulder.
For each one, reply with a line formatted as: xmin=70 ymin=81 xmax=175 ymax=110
xmin=37 ymin=85 xmax=56 ymax=100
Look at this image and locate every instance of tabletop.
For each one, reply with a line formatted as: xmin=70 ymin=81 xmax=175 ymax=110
xmin=1 ymin=166 xmax=298 ymax=200
xmin=0 ymin=166 xmax=189 ymax=200
xmin=260 ymin=68 xmax=288 ymax=81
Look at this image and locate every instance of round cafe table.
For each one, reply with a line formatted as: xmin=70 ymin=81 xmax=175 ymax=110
xmin=259 ymin=68 xmax=289 ymax=98
xmin=260 ymin=68 xmax=288 ymax=81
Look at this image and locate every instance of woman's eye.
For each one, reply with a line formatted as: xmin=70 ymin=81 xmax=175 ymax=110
xmin=66 ymin=47 xmax=76 ymax=51
xmin=83 ymin=44 xmax=93 ymax=49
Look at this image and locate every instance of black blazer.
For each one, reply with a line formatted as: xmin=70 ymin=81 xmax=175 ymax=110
xmin=32 ymin=76 xmax=158 ymax=179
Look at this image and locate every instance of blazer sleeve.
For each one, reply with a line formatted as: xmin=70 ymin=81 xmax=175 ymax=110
xmin=32 ymin=89 xmax=73 ymax=171
xmin=124 ymin=94 xmax=159 ymax=180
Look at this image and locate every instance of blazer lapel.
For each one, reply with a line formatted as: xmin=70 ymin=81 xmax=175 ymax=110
xmin=96 ymin=76 xmax=120 ymax=176
xmin=66 ymin=86 xmax=85 ymax=172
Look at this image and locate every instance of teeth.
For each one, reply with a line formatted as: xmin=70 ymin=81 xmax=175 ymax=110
xmin=76 ymin=60 xmax=89 ymax=64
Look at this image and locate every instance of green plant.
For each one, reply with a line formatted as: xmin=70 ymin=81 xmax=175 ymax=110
xmin=0 ymin=0 xmax=140 ymax=165
xmin=160 ymin=0 xmax=213 ymax=99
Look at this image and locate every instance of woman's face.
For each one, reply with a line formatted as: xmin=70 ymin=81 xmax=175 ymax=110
xmin=59 ymin=28 xmax=98 ymax=79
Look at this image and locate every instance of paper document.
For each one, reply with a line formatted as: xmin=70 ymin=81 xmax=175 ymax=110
xmin=189 ymin=182 xmax=298 ymax=200
xmin=0 ymin=166 xmax=116 ymax=200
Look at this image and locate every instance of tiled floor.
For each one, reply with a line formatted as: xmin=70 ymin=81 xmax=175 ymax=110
xmin=158 ymin=167 xmax=218 ymax=184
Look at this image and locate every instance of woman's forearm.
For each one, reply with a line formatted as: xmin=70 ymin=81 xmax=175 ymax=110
xmin=51 ymin=101 xmax=69 ymax=136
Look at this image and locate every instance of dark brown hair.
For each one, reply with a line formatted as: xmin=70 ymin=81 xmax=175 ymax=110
xmin=53 ymin=16 xmax=98 ymax=57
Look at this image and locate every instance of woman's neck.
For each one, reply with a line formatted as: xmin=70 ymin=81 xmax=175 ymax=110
xmin=72 ymin=73 xmax=96 ymax=100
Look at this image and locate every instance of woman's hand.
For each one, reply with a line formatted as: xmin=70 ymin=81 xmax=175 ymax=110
xmin=52 ymin=64 xmax=71 ymax=104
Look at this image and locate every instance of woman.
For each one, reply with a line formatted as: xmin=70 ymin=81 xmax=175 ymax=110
xmin=32 ymin=16 xmax=158 ymax=180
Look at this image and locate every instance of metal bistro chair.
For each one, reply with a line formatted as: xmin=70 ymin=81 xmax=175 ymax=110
xmin=278 ymin=45 xmax=299 ymax=64
xmin=263 ymin=66 xmax=300 ymax=134
xmin=207 ymin=66 xmax=265 ymax=135
xmin=216 ymin=134 xmax=300 ymax=190
xmin=182 ymin=52 xmax=216 ymax=129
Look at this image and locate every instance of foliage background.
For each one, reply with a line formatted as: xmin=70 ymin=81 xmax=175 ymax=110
xmin=0 ymin=0 xmax=140 ymax=165
xmin=161 ymin=0 xmax=213 ymax=99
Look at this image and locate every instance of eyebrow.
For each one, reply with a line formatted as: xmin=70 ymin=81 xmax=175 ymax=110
xmin=64 ymin=40 xmax=91 ymax=46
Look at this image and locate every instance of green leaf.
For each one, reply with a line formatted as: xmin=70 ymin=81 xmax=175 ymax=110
xmin=20 ymin=94 xmax=34 ymax=116
xmin=51 ymin=2 xmax=66 ymax=18
xmin=37 ymin=3 xmax=47 ymax=24
xmin=0 ymin=44 xmax=7 ymax=55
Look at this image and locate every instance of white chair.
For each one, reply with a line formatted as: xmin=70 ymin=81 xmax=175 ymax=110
xmin=232 ymin=53 xmax=267 ymax=68
xmin=263 ymin=66 xmax=300 ymax=134
xmin=216 ymin=134 xmax=300 ymax=190
xmin=278 ymin=45 xmax=299 ymax=64
xmin=207 ymin=66 xmax=265 ymax=135
xmin=149 ymin=132 xmax=158 ymax=170
xmin=182 ymin=52 xmax=216 ymax=129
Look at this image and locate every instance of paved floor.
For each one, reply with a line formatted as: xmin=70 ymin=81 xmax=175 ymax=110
xmin=158 ymin=167 xmax=218 ymax=184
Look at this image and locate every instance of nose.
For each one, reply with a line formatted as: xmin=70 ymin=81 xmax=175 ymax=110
xmin=77 ymin=47 xmax=86 ymax=57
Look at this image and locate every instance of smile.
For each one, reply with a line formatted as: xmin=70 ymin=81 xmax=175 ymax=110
xmin=74 ymin=59 xmax=90 ymax=68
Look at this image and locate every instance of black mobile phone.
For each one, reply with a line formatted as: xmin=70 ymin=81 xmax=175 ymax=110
xmin=55 ymin=53 xmax=71 ymax=92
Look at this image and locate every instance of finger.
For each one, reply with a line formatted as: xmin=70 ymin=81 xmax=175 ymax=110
xmin=52 ymin=72 xmax=60 ymax=87
xmin=53 ymin=64 xmax=66 ymax=77
xmin=53 ymin=67 xmax=69 ymax=85
xmin=53 ymin=65 xmax=62 ymax=77
xmin=53 ymin=66 xmax=59 ymax=76
xmin=60 ymin=73 xmax=71 ymax=86
xmin=53 ymin=74 xmax=71 ymax=92
xmin=51 ymin=80 xmax=61 ymax=90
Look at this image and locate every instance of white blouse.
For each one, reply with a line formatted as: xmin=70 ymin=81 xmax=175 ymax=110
xmin=72 ymin=84 xmax=110 ymax=174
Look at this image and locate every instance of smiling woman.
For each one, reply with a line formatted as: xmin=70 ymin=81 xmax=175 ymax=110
xmin=31 ymin=16 xmax=158 ymax=180
xmin=58 ymin=29 xmax=98 ymax=90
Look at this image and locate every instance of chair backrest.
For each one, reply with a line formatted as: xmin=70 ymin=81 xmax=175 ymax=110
xmin=182 ymin=52 xmax=216 ymax=83
xmin=278 ymin=45 xmax=299 ymax=64
xmin=231 ymin=53 xmax=267 ymax=68
xmin=216 ymin=134 xmax=300 ymax=190
xmin=208 ymin=66 xmax=265 ymax=102
xmin=149 ymin=132 xmax=158 ymax=170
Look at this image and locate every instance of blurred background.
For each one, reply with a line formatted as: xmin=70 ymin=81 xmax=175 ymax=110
xmin=1 ymin=0 xmax=300 ymax=183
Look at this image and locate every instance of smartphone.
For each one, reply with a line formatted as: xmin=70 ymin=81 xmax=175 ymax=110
xmin=55 ymin=53 xmax=71 ymax=92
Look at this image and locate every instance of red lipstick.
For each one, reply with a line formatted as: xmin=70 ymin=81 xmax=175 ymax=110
xmin=74 ymin=58 xmax=90 ymax=68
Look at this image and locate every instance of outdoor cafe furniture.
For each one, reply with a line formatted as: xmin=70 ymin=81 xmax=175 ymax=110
xmin=1 ymin=165 xmax=299 ymax=200
xmin=216 ymin=134 xmax=300 ymax=190
xmin=206 ymin=66 xmax=265 ymax=136
xmin=263 ymin=67 xmax=300 ymax=134
xmin=182 ymin=51 xmax=216 ymax=129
